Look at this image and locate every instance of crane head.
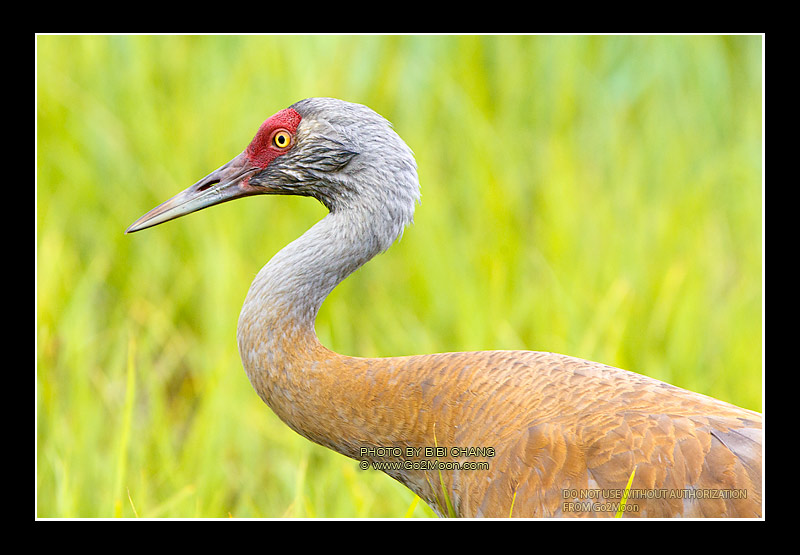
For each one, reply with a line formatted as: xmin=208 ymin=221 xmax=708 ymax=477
xmin=125 ymin=98 xmax=419 ymax=234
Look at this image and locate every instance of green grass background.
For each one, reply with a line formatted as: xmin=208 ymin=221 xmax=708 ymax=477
xmin=36 ymin=35 xmax=763 ymax=518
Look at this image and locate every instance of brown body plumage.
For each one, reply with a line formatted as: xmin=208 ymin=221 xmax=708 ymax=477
xmin=239 ymin=326 xmax=761 ymax=517
xmin=128 ymin=98 xmax=762 ymax=517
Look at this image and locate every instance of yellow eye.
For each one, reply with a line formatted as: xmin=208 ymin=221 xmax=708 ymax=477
xmin=273 ymin=130 xmax=292 ymax=149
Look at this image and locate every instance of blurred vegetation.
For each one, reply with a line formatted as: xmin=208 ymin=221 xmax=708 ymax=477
xmin=36 ymin=35 xmax=763 ymax=518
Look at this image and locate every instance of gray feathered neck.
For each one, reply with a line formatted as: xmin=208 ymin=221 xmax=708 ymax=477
xmin=239 ymin=98 xmax=421 ymax=338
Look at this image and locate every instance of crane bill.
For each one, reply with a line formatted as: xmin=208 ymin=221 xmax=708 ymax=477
xmin=125 ymin=151 xmax=262 ymax=233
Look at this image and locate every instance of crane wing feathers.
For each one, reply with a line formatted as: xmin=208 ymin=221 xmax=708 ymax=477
xmin=377 ymin=350 xmax=762 ymax=517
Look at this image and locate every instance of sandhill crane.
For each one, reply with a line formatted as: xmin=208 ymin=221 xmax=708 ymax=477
xmin=127 ymin=98 xmax=762 ymax=518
